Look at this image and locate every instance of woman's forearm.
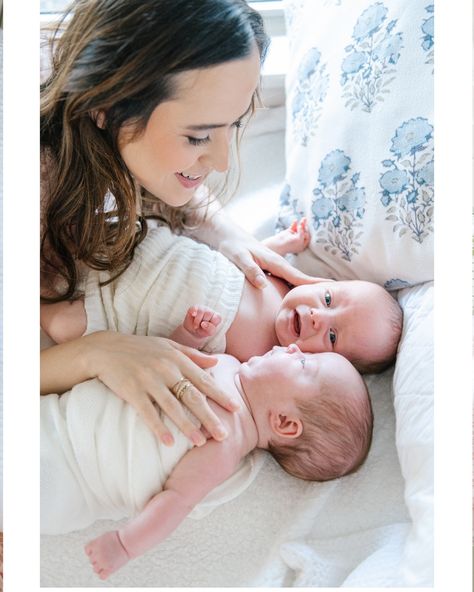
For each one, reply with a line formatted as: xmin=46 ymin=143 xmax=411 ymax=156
xmin=40 ymin=332 xmax=99 ymax=395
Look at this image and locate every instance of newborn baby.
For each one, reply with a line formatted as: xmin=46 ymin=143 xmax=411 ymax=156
xmin=79 ymin=344 xmax=373 ymax=579
xmin=41 ymin=219 xmax=402 ymax=372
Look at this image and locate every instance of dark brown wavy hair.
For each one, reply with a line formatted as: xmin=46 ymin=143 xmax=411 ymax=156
xmin=41 ymin=0 xmax=269 ymax=301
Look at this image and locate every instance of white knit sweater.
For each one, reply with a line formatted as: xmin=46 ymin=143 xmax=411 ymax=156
xmin=84 ymin=226 xmax=245 ymax=352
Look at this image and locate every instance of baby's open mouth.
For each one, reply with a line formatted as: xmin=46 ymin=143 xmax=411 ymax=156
xmin=293 ymin=310 xmax=301 ymax=337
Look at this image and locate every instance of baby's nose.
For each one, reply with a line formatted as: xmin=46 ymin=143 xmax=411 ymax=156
xmin=286 ymin=343 xmax=302 ymax=354
xmin=310 ymin=308 xmax=327 ymax=333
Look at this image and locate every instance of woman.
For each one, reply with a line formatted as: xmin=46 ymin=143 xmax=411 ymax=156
xmin=41 ymin=0 xmax=316 ymax=447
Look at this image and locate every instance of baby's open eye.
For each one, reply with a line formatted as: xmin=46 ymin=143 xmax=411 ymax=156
xmin=329 ymin=329 xmax=336 ymax=345
xmin=324 ymin=291 xmax=332 ymax=306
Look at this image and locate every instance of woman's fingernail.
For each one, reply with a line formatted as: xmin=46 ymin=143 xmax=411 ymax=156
xmin=191 ymin=431 xmax=206 ymax=446
xmin=214 ymin=426 xmax=228 ymax=441
xmin=227 ymin=399 xmax=241 ymax=411
xmin=161 ymin=433 xmax=174 ymax=446
xmin=255 ymin=274 xmax=267 ymax=289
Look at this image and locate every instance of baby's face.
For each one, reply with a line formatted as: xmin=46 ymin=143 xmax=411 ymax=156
xmin=238 ymin=344 xmax=359 ymax=408
xmin=274 ymin=280 xmax=394 ymax=364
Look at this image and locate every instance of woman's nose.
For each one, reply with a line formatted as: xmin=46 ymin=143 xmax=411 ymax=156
xmin=200 ymin=133 xmax=230 ymax=173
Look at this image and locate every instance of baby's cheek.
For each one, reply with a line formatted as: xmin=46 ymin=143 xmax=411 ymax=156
xmin=297 ymin=337 xmax=325 ymax=354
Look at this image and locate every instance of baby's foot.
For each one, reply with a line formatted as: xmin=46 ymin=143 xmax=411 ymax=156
xmin=183 ymin=305 xmax=222 ymax=338
xmin=85 ymin=531 xmax=130 ymax=580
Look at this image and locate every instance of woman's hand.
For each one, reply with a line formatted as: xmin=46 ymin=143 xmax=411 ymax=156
xmin=41 ymin=331 xmax=240 ymax=447
xmin=218 ymin=234 xmax=329 ymax=289
xmin=187 ymin=204 xmax=331 ymax=289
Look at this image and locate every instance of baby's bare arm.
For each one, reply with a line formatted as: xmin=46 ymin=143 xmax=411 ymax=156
xmin=85 ymin=437 xmax=241 ymax=579
xmin=40 ymin=298 xmax=87 ymax=344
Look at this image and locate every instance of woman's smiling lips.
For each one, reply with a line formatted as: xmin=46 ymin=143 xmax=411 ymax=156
xmin=175 ymin=172 xmax=204 ymax=189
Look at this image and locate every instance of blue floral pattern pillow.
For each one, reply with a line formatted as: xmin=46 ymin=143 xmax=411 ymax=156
xmin=279 ymin=0 xmax=434 ymax=288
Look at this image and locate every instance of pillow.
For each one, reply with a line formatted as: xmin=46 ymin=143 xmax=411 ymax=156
xmin=278 ymin=0 xmax=434 ymax=289
xmin=393 ymin=281 xmax=433 ymax=585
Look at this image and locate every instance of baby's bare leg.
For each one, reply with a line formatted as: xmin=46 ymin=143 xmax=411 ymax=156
xmin=40 ymin=297 xmax=87 ymax=344
xmin=85 ymin=531 xmax=130 ymax=580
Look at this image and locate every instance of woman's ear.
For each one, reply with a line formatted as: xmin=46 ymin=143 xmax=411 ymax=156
xmin=270 ymin=412 xmax=303 ymax=439
xmin=90 ymin=110 xmax=106 ymax=129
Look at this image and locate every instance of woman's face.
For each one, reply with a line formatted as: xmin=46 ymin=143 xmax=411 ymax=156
xmin=118 ymin=47 xmax=261 ymax=207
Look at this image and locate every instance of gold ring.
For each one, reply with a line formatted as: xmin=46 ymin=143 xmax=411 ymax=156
xmin=171 ymin=378 xmax=193 ymax=401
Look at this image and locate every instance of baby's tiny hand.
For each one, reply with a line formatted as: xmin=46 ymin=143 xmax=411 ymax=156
xmin=275 ymin=217 xmax=311 ymax=254
xmin=183 ymin=305 xmax=222 ymax=338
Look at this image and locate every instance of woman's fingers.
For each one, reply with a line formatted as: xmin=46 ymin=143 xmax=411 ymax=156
xmin=170 ymin=382 xmax=228 ymax=443
xmin=134 ymin=394 xmax=177 ymax=446
xmin=147 ymin=386 xmax=207 ymax=447
xmin=252 ymin=247 xmax=332 ymax=287
xmin=172 ymin=342 xmax=218 ymax=368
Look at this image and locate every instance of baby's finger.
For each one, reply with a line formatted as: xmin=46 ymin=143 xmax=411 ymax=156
xmin=211 ymin=311 xmax=222 ymax=326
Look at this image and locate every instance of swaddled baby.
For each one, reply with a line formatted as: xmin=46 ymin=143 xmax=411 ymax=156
xmin=68 ymin=344 xmax=372 ymax=579
xmin=41 ymin=219 xmax=402 ymax=373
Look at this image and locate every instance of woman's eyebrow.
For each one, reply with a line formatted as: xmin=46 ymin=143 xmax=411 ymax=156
xmin=185 ymin=104 xmax=253 ymax=131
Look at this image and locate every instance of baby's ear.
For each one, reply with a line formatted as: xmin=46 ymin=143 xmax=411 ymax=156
xmin=270 ymin=412 xmax=303 ymax=439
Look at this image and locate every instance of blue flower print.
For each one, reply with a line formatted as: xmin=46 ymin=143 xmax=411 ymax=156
xmin=384 ymin=278 xmax=411 ymax=291
xmin=416 ymin=160 xmax=434 ymax=186
xmin=318 ymin=150 xmax=351 ymax=187
xmin=380 ymin=169 xmax=409 ymax=194
xmin=391 ymin=118 xmax=433 ymax=157
xmin=311 ymin=149 xmax=366 ymax=261
xmin=275 ymin=183 xmax=305 ymax=232
xmin=379 ymin=118 xmax=434 ymax=243
xmin=312 ymin=197 xmax=334 ymax=221
xmin=291 ymin=47 xmax=330 ymax=147
xmin=335 ymin=187 xmax=366 ymax=211
xmin=373 ymin=33 xmax=403 ymax=65
xmin=421 ymin=5 xmax=434 ymax=68
xmin=298 ymin=47 xmax=321 ymax=79
xmin=353 ymin=3 xmax=388 ymax=41
xmin=341 ymin=3 xmax=403 ymax=113
xmin=341 ymin=51 xmax=367 ymax=75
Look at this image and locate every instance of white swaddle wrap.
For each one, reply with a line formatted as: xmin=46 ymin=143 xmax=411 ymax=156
xmin=41 ymin=378 xmax=265 ymax=535
xmin=41 ymin=226 xmax=265 ymax=535
xmin=83 ymin=226 xmax=245 ymax=352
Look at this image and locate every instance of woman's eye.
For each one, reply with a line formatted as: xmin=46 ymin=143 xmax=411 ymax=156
xmin=324 ymin=291 xmax=332 ymax=306
xmin=329 ymin=329 xmax=336 ymax=345
xmin=187 ymin=135 xmax=211 ymax=146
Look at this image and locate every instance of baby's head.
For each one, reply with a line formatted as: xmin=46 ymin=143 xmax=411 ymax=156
xmin=274 ymin=280 xmax=403 ymax=373
xmin=238 ymin=344 xmax=373 ymax=481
